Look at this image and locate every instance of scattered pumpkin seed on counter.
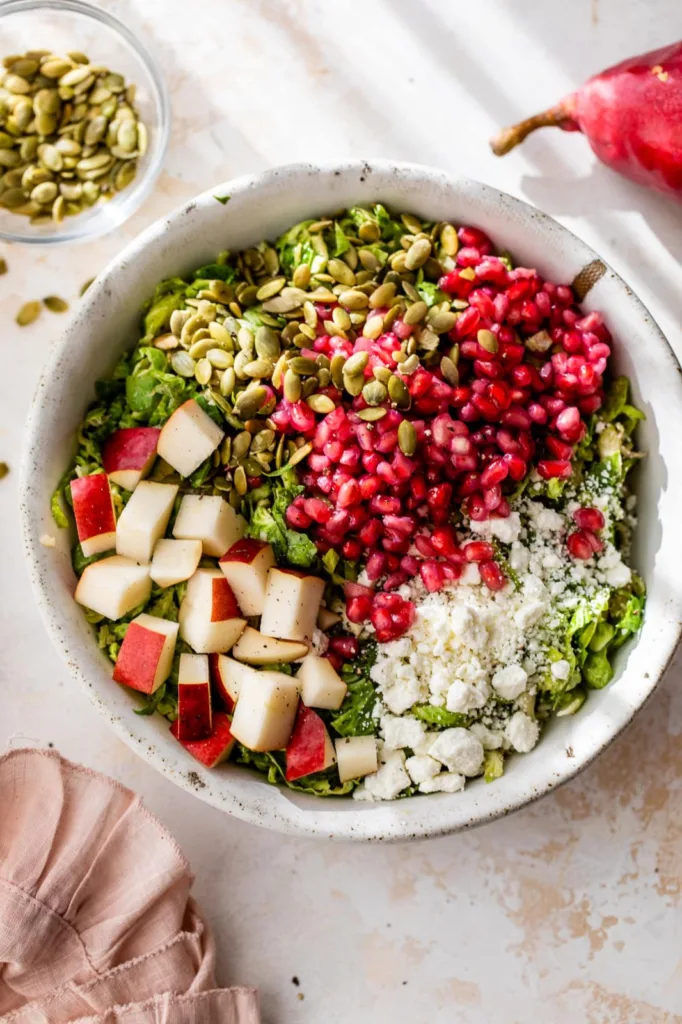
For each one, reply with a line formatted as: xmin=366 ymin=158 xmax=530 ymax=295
xmin=0 ymin=50 xmax=146 ymax=224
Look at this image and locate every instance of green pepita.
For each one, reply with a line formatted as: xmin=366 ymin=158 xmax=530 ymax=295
xmin=16 ymin=300 xmax=41 ymax=325
xmin=388 ymin=374 xmax=411 ymax=408
xmin=398 ymin=419 xmax=417 ymax=456
xmin=477 ymin=328 xmax=499 ymax=354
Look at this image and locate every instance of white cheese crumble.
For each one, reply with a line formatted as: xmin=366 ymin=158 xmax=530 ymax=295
xmin=505 ymin=712 xmax=540 ymax=753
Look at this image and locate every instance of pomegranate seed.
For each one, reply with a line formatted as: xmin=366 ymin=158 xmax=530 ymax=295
xmin=400 ymin=555 xmax=420 ymax=575
xmin=585 ymin=529 xmax=604 ymax=553
xmin=339 ymin=447 xmax=362 ymax=469
xmin=327 ymin=509 xmax=350 ymax=535
xmin=359 ymin=518 xmax=383 ymax=545
xmin=483 ymin=484 xmax=502 ymax=511
xmin=337 ymin=479 xmax=361 ymax=508
xmin=480 ymin=560 xmax=506 ymax=591
xmin=325 ymin=651 xmax=344 ymax=672
xmin=555 ymin=405 xmax=582 ymax=440
xmin=383 ymin=514 xmax=415 ymax=536
xmin=420 ymin=560 xmax=445 ymax=593
xmin=537 ymin=460 xmax=573 ymax=480
xmin=342 ymin=538 xmax=363 ymax=560
xmin=480 ymin=459 xmax=508 ymax=488
xmin=370 ymin=494 xmax=401 ymax=515
xmin=329 ymin=635 xmax=360 ymax=659
xmin=573 ymin=506 xmax=605 ymax=531
xmin=383 ymin=571 xmax=409 ymax=591
xmin=346 ymin=595 xmax=372 ymax=623
xmin=415 ymin=534 xmax=436 ymax=557
xmin=366 ymin=549 xmax=387 ymax=580
xmin=502 ymin=453 xmax=527 ymax=481
xmin=566 ymin=530 xmax=594 ymax=560
xmin=289 ymin=401 xmax=316 ymax=432
xmin=463 ymin=541 xmax=494 ymax=562
xmin=427 ymin=483 xmax=453 ymax=524
xmin=303 ymin=497 xmax=332 ymax=523
xmin=285 ymin=505 xmax=312 ymax=529
xmin=430 ymin=525 xmax=459 ymax=558
xmin=545 ymin=436 xmax=574 ymax=460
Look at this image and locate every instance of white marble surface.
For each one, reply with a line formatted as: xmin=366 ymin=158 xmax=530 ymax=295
xmin=2 ymin=1 xmax=682 ymax=1020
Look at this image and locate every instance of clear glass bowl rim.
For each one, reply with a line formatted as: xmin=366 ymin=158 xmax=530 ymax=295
xmin=0 ymin=0 xmax=171 ymax=244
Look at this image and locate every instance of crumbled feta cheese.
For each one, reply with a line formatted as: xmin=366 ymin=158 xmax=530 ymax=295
xmin=419 ymin=772 xmax=465 ymax=794
xmin=505 ymin=712 xmax=540 ymax=753
xmin=429 ymin=728 xmax=484 ymax=776
xmin=470 ymin=723 xmax=503 ymax=749
xmin=353 ymin=751 xmax=411 ymax=801
xmin=550 ymin=659 xmax=571 ymax=682
xmin=459 ymin=562 xmax=481 ymax=585
xmin=446 ymin=679 xmax=487 ymax=714
xmin=510 ymin=542 xmax=530 ymax=573
xmin=491 ymin=664 xmax=528 ymax=700
xmin=405 ymin=754 xmax=441 ymax=784
xmin=310 ymin=628 xmax=329 ymax=655
xmin=603 ymin=560 xmax=631 ymax=588
xmin=470 ymin=511 xmax=522 ymax=544
xmin=381 ymin=714 xmax=425 ymax=751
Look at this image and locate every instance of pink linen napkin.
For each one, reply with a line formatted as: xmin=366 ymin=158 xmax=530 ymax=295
xmin=0 ymin=748 xmax=259 ymax=1023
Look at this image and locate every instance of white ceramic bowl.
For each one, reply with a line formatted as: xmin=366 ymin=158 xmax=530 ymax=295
xmin=20 ymin=160 xmax=682 ymax=841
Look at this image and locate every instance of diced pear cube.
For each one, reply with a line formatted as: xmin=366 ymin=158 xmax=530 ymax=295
xmin=173 ymin=494 xmax=246 ymax=557
xmin=74 ymin=555 xmax=151 ymax=621
xmin=259 ymin=568 xmax=325 ymax=643
xmin=115 ymin=481 xmax=178 ymax=564
xmin=157 ymin=399 xmax=224 ymax=478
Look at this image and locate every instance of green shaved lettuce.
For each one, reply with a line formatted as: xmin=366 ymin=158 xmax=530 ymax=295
xmin=235 ymin=748 xmax=355 ymax=796
xmin=411 ymin=705 xmax=468 ymax=729
xmin=247 ymin=470 xmax=318 ymax=568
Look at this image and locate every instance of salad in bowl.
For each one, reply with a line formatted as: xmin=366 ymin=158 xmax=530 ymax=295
xmin=51 ymin=200 xmax=645 ymax=802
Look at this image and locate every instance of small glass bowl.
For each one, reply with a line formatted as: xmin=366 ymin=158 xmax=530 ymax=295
xmin=0 ymin=0 xmax=170 ymax=244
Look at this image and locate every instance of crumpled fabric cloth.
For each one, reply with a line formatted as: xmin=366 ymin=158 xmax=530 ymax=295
xmin=0 ymin=748 xmax=259 ymax=1024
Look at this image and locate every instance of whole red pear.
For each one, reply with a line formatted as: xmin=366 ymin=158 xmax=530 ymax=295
xmin=491 ymin=41 xmax=682 ymax=199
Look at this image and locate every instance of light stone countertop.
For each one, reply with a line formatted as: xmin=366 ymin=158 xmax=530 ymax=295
xmin=2 ymin=1 xmax=682 ymax=1021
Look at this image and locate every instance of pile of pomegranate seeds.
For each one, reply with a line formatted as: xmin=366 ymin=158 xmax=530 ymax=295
xmin=279 ymin=224 xmax=613 ymax=642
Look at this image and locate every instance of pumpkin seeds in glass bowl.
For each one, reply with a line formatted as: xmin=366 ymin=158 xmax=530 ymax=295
xmin=0 ymin=0 xmax=169 ymax=244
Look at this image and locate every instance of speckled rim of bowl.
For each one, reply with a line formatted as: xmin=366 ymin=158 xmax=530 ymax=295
xmin=19 ymin=160 xmax=682 ymax=841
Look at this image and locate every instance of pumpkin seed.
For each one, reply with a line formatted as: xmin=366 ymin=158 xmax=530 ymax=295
xmin=343 ymin=351 xmax=369 ymax=376
xmin=220 ymin=367 xmax=236 ymax=396
xmin=428 ymin=310 xmax=457 ymax=333
xmin=440 ymin=223 xmax=459 ymax=256
xmin=440 ymin=356 xmax=460 ymax=386
xmin=362 ymin=312 xmax=384 ymax=339
xmin=358 ymin=248 xmax=381 ymax=273
xmin=16 ymin=300 xmax=41 ymax=325
xmin=288 ymin=442 xmax=312 ymax=467
xmin=327 ymin=258 xmax=355 ymax=286
xmin=332 ymin=305 xmax=351 ymax=331
xmin=0 ymin=258 xmax=6 ymax=275
xmin=284 ymin=368 xmax=302 ymax=402
xmin=358 ymin=221 xmax=380 ymax=243
xmin=171 ymin=351 xmax=195 ymax=377
xmin=369 ymin=282 xmax=396 ymax=308
xmin=255 ymin=325 xmax=280 ymax=359
xmin=31 ymin=180 xmax=57 ymax=204
xmin=398 ymin=419 xmax=417 ymax=456
xmin=288 ymin=356 xmax=318 ymax=376
xmin=404 ymin=237 xmax=431 ymax=270
xmin=342 ymin=372 xmax=365 ymax=397
xmin=292 ymin=263 xmax=311 ymax=289
xmin=43 ymin=294 xmax=68 ymax=312
xmin=307 ymin=393 xmax=335 ymax=414
xmin=477 ymin=328 xmax=499 ymax=354
xmin=262 ymin=286 xmax=307 ymax=313
xmin=251 ymin=429 xmax=275 ymax=453
xmin=234 ymin=387 xmax=267 ymax=419
xmin=205 ymin=347 xmax=231 ymax=369
xmin=388 ymin=374 xmax=411 ymax=408
xmin=207 ymin=320 xmax=232 ymax=347
xmin=362 ymin=380 xmax=387 ymax=406
xmin=195 ymin=358 xmax=212 ymax=385
xmin=243 ymin=357 xmax=273 ymax=378
xmin=403 ymin=300 xmax=428 ymax=325
xmin=330 ymin=353 xmax=346 ymax=390
xmin=338 ymin=288 xmax=369 ymax=310
xmin=256 ymin=277 xmax=285 ymax=301
xmin=154 ymin=333 xmax=178 ymax=351
xmin=357 ymin=407 xmax=387 ymax=422
xmin=525 ymin=329 xmax=552 ymax=353
xmin=233 ymin=465 xmax=248 ymax=495
xmin=79 ymin=277 xmax=94 ymax=296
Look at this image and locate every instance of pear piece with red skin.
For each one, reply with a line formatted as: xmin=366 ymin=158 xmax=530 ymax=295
xmin=208 ymin=653 xmax=237 ymax=711
xmin=285 ymin=704 xmax=336 ymax=782
xmin=170 ymin=711 xmax=235 ymax=768
xmin=113 ymin=613 xmax=178 ymax=694
xmin=177 ymin=653 xmax=213 ymax=740
xmin=219 ymin=538 xmax=275 ymax=616
xmin=70 ymin=474 xmax=117 ymax=557
xmin=178 ymin=569 xmax=246 ymax=654
xmin=491 ymin=41 xmax=682 ymax=199
xmin=102 ymin=427 xmax=160 ymax=492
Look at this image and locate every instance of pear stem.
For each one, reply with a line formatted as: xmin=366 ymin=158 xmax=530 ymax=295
xmin=490 ymin=106 xmax=570 ymax=156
